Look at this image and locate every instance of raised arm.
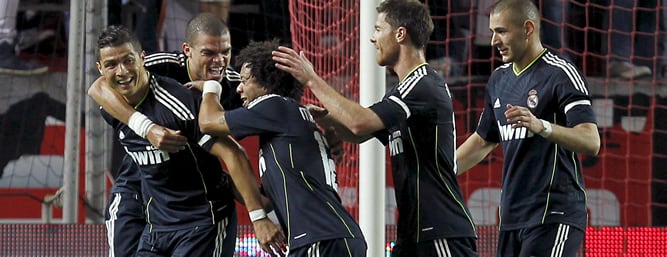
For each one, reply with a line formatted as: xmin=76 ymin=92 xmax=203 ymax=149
xmin=209 ymin=136 xmax=286 ymax=256
xmin=88 ymin=77 xmax=187 ymax=152
xmin=273 ymin=47 xmax=384 ymax=138
xmin=199 ymin=81 xmax=232 ymax=136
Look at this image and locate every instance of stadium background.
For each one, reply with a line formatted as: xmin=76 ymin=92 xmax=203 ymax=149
xmin=0 ymin=0 xmax=666 ymax=256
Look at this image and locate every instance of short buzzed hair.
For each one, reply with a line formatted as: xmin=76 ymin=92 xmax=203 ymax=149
xmin=376 ymin=0 xmax=434 ymax=49
xmin=185 ymin=12 xmax=229 ymax=44
xmin=491 ymin=0 xmax=541 ymax=29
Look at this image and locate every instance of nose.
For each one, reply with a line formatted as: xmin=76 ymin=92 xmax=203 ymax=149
xmin=490 ymin=32 xmax=499 ymax=47
xmin=213 ymin=53 xmax=225 ymax=63
xmin=116 ymin=63 xmax=128 ymax=76
xmin=236 ymin=83 xmax=243 ymax=93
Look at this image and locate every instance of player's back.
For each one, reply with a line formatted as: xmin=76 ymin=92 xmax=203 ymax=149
xmin=225 ymin=95 xmax=364 ymax=249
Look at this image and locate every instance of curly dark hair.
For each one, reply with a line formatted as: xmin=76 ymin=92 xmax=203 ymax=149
xmin=235 ymin=39 xmax=303 ymax=100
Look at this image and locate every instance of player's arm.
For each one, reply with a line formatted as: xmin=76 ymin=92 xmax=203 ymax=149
xmin=504 ymin=104 xmax=600 ymax=156
xmin=199 ymin=81 xmax=233 ymax=136
xmin=273 ymin=47 xmax=384 ymax=137
xmin=88 ymin=76 xmax=187 ymax=152
xmin=307 ymin=105 xmax=373 ymax=144
xmin=209 ymin=136 xmax=286 ymax=256
xmin=456 ymin=132 xmax=498 ymax=175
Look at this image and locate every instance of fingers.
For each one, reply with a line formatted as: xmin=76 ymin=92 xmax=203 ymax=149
xmin=146 ymin=126 xmax=187 ymax=152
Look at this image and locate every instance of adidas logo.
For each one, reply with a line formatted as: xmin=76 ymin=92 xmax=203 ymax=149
xmin=493 ymin=98 xmax=501 ymax=108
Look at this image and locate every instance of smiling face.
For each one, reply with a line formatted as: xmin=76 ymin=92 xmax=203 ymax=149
xmin=236 ymin=63 xmax=268 ymax=107
xmin=97 ymin=42 xmax=148 ymax=105
xmin=489 ymin=10 xmax=529 ymax=65
xmin=183 ymin=31 xmax=232 ymax=82
xmin=370 ymin=12 xmax=400 ymax=67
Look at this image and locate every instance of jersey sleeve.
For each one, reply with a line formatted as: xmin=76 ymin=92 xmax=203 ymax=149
xmin=368 ymin=76 xmax=442 ymax=143
xmin=553 ymin=72 xmax=597 ymax=127
xmin=224 ymin=96 xmax=288 ymax=140
xmin=475 ymin=78 xmax=501 ymax=143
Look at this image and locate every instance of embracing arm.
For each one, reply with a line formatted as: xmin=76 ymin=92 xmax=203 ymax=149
xmin=307 ymin=104 xmax=374 ymax=144
xmin=88 ymin=77 xmax=187 ymax=152
xmin=456 ymin=133 xmax=498 ymax=175
xmin=199 ymin=81 xmax=232 ymax=136
xmin=88 ymin=76 xmax=135 ymax=124
xmin=273 ymin=46 xmax=384 ymax=138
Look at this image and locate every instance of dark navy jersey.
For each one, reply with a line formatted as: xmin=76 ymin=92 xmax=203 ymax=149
xmin=109 ymin=152 xmax=142 ymax=194
xmin=143 ymin=51 xmax=243 ymax=110
xmin=368 ymin=64 xmax=477 ymax=243
xmin=101 ymin=74 xmax=235 ymax=231
xmin=475 ymin=50 xmax=596 ymax=231
xmin=224 ymin=95 xmax=364 ymax=249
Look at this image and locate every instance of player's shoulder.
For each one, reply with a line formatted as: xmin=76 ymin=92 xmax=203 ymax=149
xmin=144 ymin=51 xmax=185 ymax=67
xmin=225 ymin=67 xmax=241 ymax=82
xmin=151 ymin=74 xmax=190 ymax=96
xmin=538 ymin=51 xmax=582 ymax=77
xmin=246 ymin=94 xmax=286 ymax=109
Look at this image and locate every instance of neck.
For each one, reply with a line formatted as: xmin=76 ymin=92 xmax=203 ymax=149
xmin=127 ymin=71 xmax=150 ymax=107
xmin=514 ymin=41 xmax=545 ymax=71
xmin=392 ymin=46 xmax=427 ymax=81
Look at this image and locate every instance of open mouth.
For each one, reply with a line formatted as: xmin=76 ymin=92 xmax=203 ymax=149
xmin=117 ymin=78 xmax=133 ymax=88
xmin=207 ymin=67 xmax=223 ymax=80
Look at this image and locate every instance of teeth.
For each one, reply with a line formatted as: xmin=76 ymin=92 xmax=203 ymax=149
xmin=210 ymin=67 xmax=222 ymax=72
xmin=118 ymin=79 xmax=131 ymax=84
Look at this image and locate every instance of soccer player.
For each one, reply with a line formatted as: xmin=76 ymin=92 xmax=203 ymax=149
xmin=271 ymin=0 xmax=478 ymax=256
xmin=455 ymin=1 xmax=600 ymax=256
xmin=90 ymin=12 xmax=241 ymax=257
xmin=196 ymin=39 xmax=366 ymax=257
xmin=95 ymin=25 xmax=284 ymax=257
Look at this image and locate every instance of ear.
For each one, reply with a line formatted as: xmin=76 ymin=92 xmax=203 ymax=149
xmin=96 ymin=62 xmax=103 ymax=75
xmin=395 ymin=26 xmax=407 ymax=43
xmin=524 ymin=20 xmax=536 ymax=39
xmin=182 ymin=42 xmax=191 ymax=56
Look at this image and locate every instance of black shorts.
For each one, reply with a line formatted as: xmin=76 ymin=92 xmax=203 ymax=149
xmin=391 ymin=237 xmax=478 ymax=257
xmin=497 ymin=223 xmax=584 ymax=257
xmin=105 ymin=192 xmax=145 ymax=257
xmin=288 ymin=237 xmax=367 ymax=257
xmin=218 ymin=210 xmax=237 ymax=257
xmin=136 ymin=214 xmax=236 ymax=257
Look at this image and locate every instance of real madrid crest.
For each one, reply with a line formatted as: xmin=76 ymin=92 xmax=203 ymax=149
xmin=527 ymin=89 xmax=538 ymax=109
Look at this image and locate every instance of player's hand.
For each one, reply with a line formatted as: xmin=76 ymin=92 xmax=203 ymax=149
xmin=272 ymin=46 xmax=317 ymax=85
xmin=504 ymin=104 xmax=542 ymax=133
xmin=184 ymin=80 xmax=205 ymax=92
xmin=252 ymin=219 xmax=287 ymax=257
xmin=146 ymin=125 xmax=187 ymax=152
xmin=306 ymin=104 xmax=328 ymax=120
xmin=323 ymin=126 xmax=344 ymax=163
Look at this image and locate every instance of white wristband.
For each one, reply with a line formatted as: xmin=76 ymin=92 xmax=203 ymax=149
xmin=538 ymin=119 xmax=553 ymax=138
xmin=267 ymin=210 xmax=279 ymax=224
xmin=249 ymin=209 xmax=267 ymax=222
xmin=202 ymin=80 xmax=222 ymax=102
xmin=128 ymin=112 xmax=155 ymax=138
